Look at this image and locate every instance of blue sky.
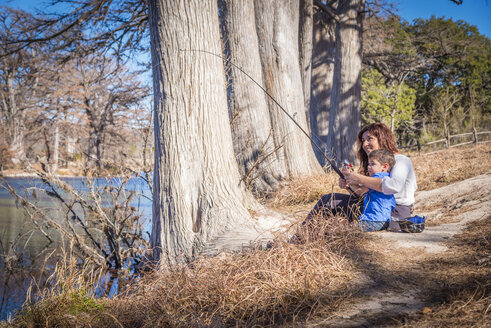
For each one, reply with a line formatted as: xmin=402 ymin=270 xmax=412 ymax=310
xmin=393 ymin=0 xmax=491 ymax=38
xmin=3 ymin=0 xmax=491 ymax=38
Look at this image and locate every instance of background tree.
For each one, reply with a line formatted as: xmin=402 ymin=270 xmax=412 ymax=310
xmin=219 ymin=0 xmax=281 ymax=193
xmin=310 ymin=6 xmax=336 ymax=166
xmin=0 ymin=9 xmax=51 ymax=166
xmin=363 ymin=13 xmax=490 ymax=144
xmin=63 ymin=53 xmax=149 ymax=169
xmin=254 ymin=0 xmax=322 ymax=178
xmin=0 ymin=5 xmax=152 ymax=172
xmin=429 ymin=86 xmax=463 ymax=139
xmin=361 ymin=68 xmax=416 ymax=133
xmin=407 ymin=17 xmax=490 ymax=139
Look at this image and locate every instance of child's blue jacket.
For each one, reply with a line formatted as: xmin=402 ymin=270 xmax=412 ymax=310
xmin=359 ymin=172 xmax=396 ymax=222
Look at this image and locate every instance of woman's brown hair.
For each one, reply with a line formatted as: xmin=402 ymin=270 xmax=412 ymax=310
xmin=357 ymin=123 xmax=398 ymax=175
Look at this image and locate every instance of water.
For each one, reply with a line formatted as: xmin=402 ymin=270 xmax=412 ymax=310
xmin=0 ymin=175 xmax=152 ymax=321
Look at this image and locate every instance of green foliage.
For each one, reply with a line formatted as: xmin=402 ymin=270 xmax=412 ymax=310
xmin=361 ymin=68 xmax=416 ymax=131
xmin=407 ymin=16 xmax=491 ymax=135
xmin=11 ymin=290 xmax=104 ymax=328
xmin=73 ymin=152 xmax=84 ymax=162
xmin=366 ymin=15 xmax=490 ymax=141
xmin=67 ymin=291 xmax=103 ymax=314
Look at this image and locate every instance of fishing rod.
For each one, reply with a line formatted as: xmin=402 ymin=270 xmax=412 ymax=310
xmin=180 ymin=49 xmax=357 ymax=195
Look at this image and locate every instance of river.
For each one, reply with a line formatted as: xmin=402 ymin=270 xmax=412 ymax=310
xmin=0 ymin=175 xmax=152 ymax=321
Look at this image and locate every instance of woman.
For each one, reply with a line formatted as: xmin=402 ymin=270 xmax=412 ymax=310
xmin=306 ymin=123 xmax=417 ymax=228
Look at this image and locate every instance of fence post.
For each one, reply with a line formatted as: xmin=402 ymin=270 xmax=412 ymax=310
xmin=445 ymin=134 xmax=450 ymax=148
xmin=417 ymin=139 xmax=421 ymax=155
xmin=473 ymin=127 xmax=478 ymax=144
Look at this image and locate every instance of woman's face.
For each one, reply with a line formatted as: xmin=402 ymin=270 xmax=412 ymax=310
xmin=361 ymin=131 xmax=380 ymax=155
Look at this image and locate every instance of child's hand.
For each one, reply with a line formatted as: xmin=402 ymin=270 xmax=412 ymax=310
xmin=338 ymin=177 xmax=348 ymax=189
xmin=345 ymin=172 xmax=363 ymax=186
xmin=339 ymin=164 xmax=352 ymax=189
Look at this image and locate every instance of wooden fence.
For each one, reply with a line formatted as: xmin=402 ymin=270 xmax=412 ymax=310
xmin=399 ymin=128 xmax=491 ymax=155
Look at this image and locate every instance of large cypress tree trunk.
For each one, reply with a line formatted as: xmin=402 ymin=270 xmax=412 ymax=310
xmin=254 ymin=0 xmax=322 ymax=177
xmin=310 ymin=9 xmax=337 ymax=166
xmin=327 ymin=0 xmax=363 ymax=164
xmin=299 ymin=0 xmax=314 ymax=126
xmin=148 ymin=0 xmax=267 ymax=264
xmin=220 ymin=0 xmax=281 ymax=192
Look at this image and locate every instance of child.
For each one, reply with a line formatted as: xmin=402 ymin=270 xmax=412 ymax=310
xmin=357 ymin=148 xmax=396 ymax=232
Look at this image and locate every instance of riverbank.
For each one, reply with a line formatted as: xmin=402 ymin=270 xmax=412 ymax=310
xmin=0 ymin=164 xmax=84 ymax=178
xmin=0 ymin=163 xmax=150 ymax=179
xmin=2 ymin=143 xmax=490 ymax=327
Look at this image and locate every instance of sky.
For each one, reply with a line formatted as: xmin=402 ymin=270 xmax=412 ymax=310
xmin=2 ymin=0 xmax=491 ymax=38
xmin=392 ymin=0 xmax=491 ymax=38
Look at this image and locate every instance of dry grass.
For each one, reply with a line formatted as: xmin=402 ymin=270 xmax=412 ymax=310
xmin=4 ymin=243 xmax=106 ymax=328
xmin=6 ymin=216 xmax=365 ymax=328
xmin=5 ymin=144 xmax=490 ymax=327
xmin=409 ymin=143 xmax=491 ymax=191
xmin=266 ymin=143 xmax=491 ymax=211
xmin=266 ymin=173 xmax=342 ymax=210
xmin=109 ymin=217 xmax=363 ymax=327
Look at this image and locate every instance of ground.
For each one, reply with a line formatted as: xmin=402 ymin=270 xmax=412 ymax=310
xmin=200 ymin=145 xmax=491 ymax=327
xmin=4 ymin=145 xmax=490 ymax=327
xmin=304 ymin=172 xmax=490 ymax=327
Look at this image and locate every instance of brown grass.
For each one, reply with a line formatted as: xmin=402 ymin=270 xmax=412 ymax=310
xmin=5 ymin=144 xmax=489 ymax=327
xmin=109 ymin=217 xmax=363 ymax=327
xmin=7 ymin=216 xmax=365 ymax=328
xmin=266 ymin=173 xmax=342 ymax=209
xmin=266 ymin=143 xmax=491 ymax=211
xmin=409 ymin=143 xmax=491 ymax=191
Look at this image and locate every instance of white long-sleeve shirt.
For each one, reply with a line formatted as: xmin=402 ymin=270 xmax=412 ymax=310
xmin=382 ymin=154 xmax=417 ymax=206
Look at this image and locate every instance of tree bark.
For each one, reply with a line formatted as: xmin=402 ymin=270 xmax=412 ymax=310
xmin=148 ymin=0 xmax=258 ymax=264
xmin=310 ymin=9 xmax=336 ymax=165
xmin=299 ymin=0 xmax=314 ymax=126
xmin=254 ymin=0 xmax=322 ymax=177
xmin=219 ymin=0 xmax=281 ymax=192
xmin=52 ymin=120 xmax=59 ymax=173
xmin=2 ymin=70 xmax=27 ymax=164
xmin=327 ymin=0 xmax=363 ymax=164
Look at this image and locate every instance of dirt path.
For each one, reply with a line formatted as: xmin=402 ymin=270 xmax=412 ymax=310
xmin=307 ymin=172 xmax=491 ymax=327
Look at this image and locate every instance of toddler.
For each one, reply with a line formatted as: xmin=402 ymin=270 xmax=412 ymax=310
xmin=357 ymin=148 xmax=396 ymax=231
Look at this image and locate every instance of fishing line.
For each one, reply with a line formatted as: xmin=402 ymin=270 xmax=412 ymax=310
xmin=179 ymin=49 xmax=356 ymax=195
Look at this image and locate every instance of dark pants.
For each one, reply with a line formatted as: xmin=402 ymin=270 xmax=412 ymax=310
xmin=391 ymin=204 xmax=414 ymax=220
xmin=388 ymin=204 xmax=414 ymax=230
xmin=306 ymin=193 xmax=414 ymax=227
xmin=305 ymin=193 xmax=363 ymax=223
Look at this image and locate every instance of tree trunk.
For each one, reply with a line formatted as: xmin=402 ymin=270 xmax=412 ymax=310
xmin=299 ymin=0 xmax=314 ymax=126
xmin=327 ymin=0 xmax=362 ymax=164
xmin=255 ymin=0 xmax=322 ymax=177
xmin=4 ymin=71 xmax=26 ymax=164
xmin=52 ymin=121 xmax=59 ymax=173
xmin=148 ymin=0 xmax=259 ymax=264
xmin=219 ymin=0 xmax=281 ymax=192
xmin=86 ymin=133 xmax=98 ymax=167
xmin=310 ymin=9 xmax=337 ymax=165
